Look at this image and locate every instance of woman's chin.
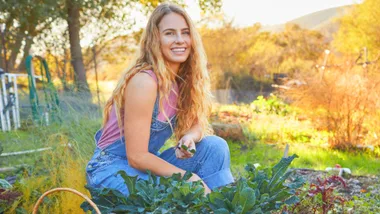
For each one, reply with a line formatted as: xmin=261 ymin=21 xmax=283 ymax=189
xmin=168 ymin=58 xmax=189 ymax=64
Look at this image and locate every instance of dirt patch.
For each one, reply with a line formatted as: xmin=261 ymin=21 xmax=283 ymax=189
xmin=289 ymin=168 xmax=379 ymax=198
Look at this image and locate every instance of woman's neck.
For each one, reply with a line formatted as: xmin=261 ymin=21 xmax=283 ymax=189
xmin=168 ymin=62 xmax=180 ymax=74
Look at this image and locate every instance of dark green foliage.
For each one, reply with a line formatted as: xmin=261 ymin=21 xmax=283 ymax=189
xmin=81 ymin=155 xmax=304 ymax=214
xmin=81 ymin=171 xmax=208 ymax=213
xmin=208 ymin=154 xmax=304 ymax=214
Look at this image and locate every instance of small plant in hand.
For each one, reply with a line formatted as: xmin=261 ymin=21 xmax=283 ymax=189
xmin=180 ymin=144 xmax=196 ymax=155
xmin=81 ymin=154 xmax=305 ymax=214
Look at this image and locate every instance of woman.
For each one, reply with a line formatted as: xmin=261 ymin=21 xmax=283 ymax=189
xmin=85 ymin=3 xmax=234 ymax=196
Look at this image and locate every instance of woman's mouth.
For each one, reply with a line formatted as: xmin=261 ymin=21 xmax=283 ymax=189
xmin=171 ymin=47 xmax=186 ymax=53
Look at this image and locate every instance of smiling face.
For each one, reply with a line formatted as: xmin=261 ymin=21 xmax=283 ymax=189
xmin=158 ymin=12 xmax=192 ymax=73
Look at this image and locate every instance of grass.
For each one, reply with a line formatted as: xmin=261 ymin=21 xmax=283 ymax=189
xmin=1 ymin=95 xmax=379 ymax=213
xmin=229 ymin=141 xmax=380 ymax=177
xmin=0 ymin=94 xmax=101 ymax=213
xmin=215 ymin=100 xmax=380 ymax=176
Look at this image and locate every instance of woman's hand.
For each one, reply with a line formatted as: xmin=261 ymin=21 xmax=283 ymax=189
xmin=188 ymin=174 xmax=211 ymax=195
xmin=175 ymin=134 xmax=196 ymax=159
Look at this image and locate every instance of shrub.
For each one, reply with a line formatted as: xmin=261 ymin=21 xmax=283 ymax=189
xmin=286 ymin=63 xmax=380 ymax=149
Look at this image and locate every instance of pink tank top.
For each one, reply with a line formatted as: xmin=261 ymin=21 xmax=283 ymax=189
xmin=97 ymin=70 xmax=178 ymax=149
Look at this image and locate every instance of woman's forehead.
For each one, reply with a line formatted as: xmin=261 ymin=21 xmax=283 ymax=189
xmin=159 ymin=13 xmax=189 ymax=30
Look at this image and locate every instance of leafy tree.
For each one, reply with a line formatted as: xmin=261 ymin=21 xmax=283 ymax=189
xmin=63 ymin=0 xmax=222 ymax=93
xmin=1 ymin=0 xmax=222 ymax=93
xmin=333 ymin=0 xmax=380 ymax=55
xmin=0 ymin=0 xmax=60 ymax=71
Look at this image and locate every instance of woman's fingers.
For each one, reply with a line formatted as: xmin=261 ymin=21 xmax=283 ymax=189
xmin=175 ymin=139 xmax=195 ymax=159
xmin=175 ymin=147 xmax=186 ymax=159
xmin=181 ymin=139 xmax=196 ymax=156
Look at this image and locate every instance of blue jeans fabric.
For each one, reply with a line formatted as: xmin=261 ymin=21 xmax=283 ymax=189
xmin=85 ymin=97 xmax=235 ymax=196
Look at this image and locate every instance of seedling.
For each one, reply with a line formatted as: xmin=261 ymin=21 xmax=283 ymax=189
xmin=180 ymin=144 xmax=196 ymax=154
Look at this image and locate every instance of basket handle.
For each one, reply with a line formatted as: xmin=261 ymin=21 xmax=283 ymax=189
xmin=32 ymin=187 xmax=101 ymax=214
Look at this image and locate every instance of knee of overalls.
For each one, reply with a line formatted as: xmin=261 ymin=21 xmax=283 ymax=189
xmin=198 ymin=136 xmax=231 ymax=165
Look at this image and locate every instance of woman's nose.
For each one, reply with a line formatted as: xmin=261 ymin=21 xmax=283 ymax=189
xmin=175 ymin=33 xmax=184 ymax=44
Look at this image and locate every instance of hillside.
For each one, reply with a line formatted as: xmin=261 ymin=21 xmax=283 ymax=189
xmin=261 ymin=5 xmax=353 ymax=37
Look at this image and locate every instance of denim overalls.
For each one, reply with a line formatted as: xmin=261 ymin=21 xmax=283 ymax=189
xmin=86 ymin=95 xmax=234 ymax=196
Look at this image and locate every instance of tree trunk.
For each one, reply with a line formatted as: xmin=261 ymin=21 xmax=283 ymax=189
xmin=17 ymin=36 xmax=33 ymax=72
xmin=66 ymin=0 xmax=90 ymax=94
xmin=8 ymin=31 xmax=24 ymax=71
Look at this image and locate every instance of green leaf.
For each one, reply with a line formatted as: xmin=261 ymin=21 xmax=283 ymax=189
xmin=0 ymin=179 xmax=12 ymax=189
xmin=231 ymin=190 xmax=240 ymax=206
xmin=268 ymin=155 xmax=298 ymax=190
xmin=117 ymin=170 xmax=138 ymax=194
xmin=181 ymin=144 xmax=189 ymax=150
xmin=283 ymin=176 xmax=305 ymax=189
xmin=112 ymin=205 xmax=139 ymax=212
xmin=260 ymin=193 xmax=270 ymax=203
xmin=213 ymin=198 xmax=228 ymax=210
xmin=214 ymin=208 xmax=231 ymax=214
xmin=251 ymin=207 xmax=263 ymax=214
xmin=245 ymin=163 xmax=257 ymax=178
xmin=259 ymin=180 xmax=269 ymax=194
xmin=269 ymin=171 xmax=292 ymax=193
xmin=268 ymin=190 xmax=290 ymax=203
xmin=239 ymin=187 xmax=256 ymax=213
xmin=284 ymin=195 xmax=300 ymax=205
xmin=179 ymin=182 xmax=191 ymax=195
xmin=183 ymin=171 xmax=193 ymax=180
xmin=224 ymin=198 xmax=235 ymax=211
xmin=208 ymin=191 xmax=225 ymax=203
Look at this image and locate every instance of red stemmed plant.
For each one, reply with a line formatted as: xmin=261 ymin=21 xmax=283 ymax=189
xmin=308 ymin=175 xmax=347 ymax=214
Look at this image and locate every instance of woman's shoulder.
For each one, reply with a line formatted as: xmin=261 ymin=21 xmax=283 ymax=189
xmin=139 ymin=69 xmax=157 ymax=83
xmin=128 ymin=70 xmax=158 ymax=91
xmin=124 ymin=71 xmax=158 ymax=105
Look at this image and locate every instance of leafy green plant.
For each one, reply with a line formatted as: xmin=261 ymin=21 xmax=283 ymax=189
xmin=81 ymin=171 xmax=208 ymax=213
xmin=82 ymin=154 xmax=304 ymax=214
xmin=252 ymin=94 xmax=290 ymax=116
xmin=208 ymin=154 xmax=304 ymax=214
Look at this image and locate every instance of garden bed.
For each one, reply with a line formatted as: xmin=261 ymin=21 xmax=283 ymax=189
xmin=290 ymin=168 xmax=379 ymax=198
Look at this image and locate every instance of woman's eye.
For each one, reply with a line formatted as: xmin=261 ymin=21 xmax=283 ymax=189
xmin=165 ymin=32 xmax=174 ymax=35
xmin=183 ymin=31 xmax=190 ymax=35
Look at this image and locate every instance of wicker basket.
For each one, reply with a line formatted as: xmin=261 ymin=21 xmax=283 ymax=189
xmin=32 ymin=187 xmax=101 ymax=214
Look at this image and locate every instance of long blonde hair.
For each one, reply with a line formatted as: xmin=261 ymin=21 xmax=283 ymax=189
xmin=103 ymin=3 xmax=213 ymax=141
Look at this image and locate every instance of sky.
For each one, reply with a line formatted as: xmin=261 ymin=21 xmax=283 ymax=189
xmin=77 ymin=0 xmax=363 ymax=48
xmin=186 ymin=0 xmax=363 ymax=26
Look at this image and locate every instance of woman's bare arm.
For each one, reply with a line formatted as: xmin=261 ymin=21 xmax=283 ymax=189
xmin=123 ymin=72 xmax=187 ymax=177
